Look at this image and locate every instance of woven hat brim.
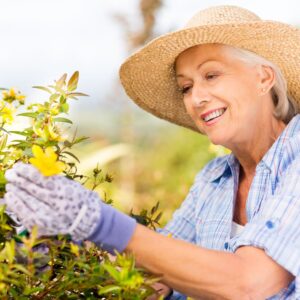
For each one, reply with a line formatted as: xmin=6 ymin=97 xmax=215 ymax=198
xmin=120 ymin=21 xmax=300 ymax=133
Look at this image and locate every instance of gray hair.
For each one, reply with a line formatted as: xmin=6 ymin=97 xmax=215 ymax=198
xmin=224 ymin=45 xmax=298 ymax=123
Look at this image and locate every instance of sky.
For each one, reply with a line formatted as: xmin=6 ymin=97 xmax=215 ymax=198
xmin=0 ymin=0 xmax=298 ymax=133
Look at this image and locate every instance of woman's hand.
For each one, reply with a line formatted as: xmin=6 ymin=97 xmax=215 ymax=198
xmin=147 ymin=282 xmax=173 ymax=300
xmin=4 ymin=162 xmax=137 ymax=253
xmin=4 ymin=162 xmax=102 ymax=241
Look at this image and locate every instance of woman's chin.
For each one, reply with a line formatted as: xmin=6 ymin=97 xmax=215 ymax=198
xmin=196 ymin=125 xmax=232 ymax=148
xmin=207 ymin=134 xmax=227 ymax=145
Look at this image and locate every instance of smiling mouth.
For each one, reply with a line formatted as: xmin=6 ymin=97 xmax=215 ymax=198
xmin=202 ymin=108 xmax=226 ymax=122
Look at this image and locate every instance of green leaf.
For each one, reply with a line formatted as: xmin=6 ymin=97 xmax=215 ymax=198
xmin=53 ymin=117 xmax=73 ymax=124
xmin=60 ymin=102 xmax=69 ymax=113
xmin=11 ymin=140 xmax=31 ymax=148
xmin=63 ymin=140 xmax=72 ymax=147
xmin=23 ymin=147 xmax=33 ymax=157
xmin=67 ymin=92 xmax=89 ymax=97
xmin=67 ymin=96 xmax=78 ymax=100
xmin=67 ymin=71 xmax=79 ymax=92
xmin=0 ymin=134 xmax=8 ymax=151
xmin=0 ymin=127 xmax=10 ymax=134
xmin=32 ymin=86 xmax=52 ymax=94
xmin=0 ymin=171 xmax=6 ymax=184
xmin=98 ymin=285 xmax=121 ymax=295
xmin=59 ymin=94 xmax=66 ymax=103
xmin=154 ymin=211 xmax=162 ymax=223
xmin=13 ymin=264 xmax=31 ymax=276
xmin=151 ymin=202 xmax=159 ymax=215
xmin=9 ymin=131 xmax=30 ymax=137
xmin=102 ymin=264 xmax=121 ymax=281
xmin=0 ymin=151 xmax=10 ymax=155
xmin=17 ymin=112 xmax=38 ymax=118
xmin=23 ymin=285 xmax=44 ymax=295
xmin=62 ymin=151 xmax=80 ymax=163
xmin=11 ymin=139 xmax=29 ymax=144
xmin=56 ymin=73 xmax=67 ymax=89
xmin=73 ymin=136 xmax=89 ymax=144
xmin=49 ymin=93 xmax=60 ymax=102
xmin=5 ymin=240 xmax=15 ymax=264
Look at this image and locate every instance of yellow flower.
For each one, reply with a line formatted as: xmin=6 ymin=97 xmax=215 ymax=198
xmin=32 ymin=123 xmax=47 ymax=140
xmin=50 ymin=105 xmax=60 ymax=116
xmin=0 ymin=101 xmax=16 ymax=124
xmin=15 ymin=94 xmax=26 ymax=104
xmin=46 ymin=123 xmax=64 ymax=142
xmin=2 ymin=88 xmax=25 ymax=104
xmin=2 ymin=88 xmax=15 ymax=99
xmin=29 ymin=145 xmax=65 ymax=176
xmin=70 ymin=243 xmax=80 ymax=257
xmin=32 ymin=121 xmax=64 ymax=142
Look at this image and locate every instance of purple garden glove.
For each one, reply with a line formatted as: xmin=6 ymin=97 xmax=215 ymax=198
xmin=4 ymin=162 xmax=136 ymax=253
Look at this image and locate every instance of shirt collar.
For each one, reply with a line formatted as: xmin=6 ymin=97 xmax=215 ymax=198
xmin=261 ymin=114 xmax=300 ymax=171
xmin=208 ymin=154 xmax=237 ymax=182
xmin=207 ymin=114 xmax=300 ymax=182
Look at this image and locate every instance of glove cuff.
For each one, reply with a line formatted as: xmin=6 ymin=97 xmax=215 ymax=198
xmin=87 ymin=203 xmax=137 ymax=254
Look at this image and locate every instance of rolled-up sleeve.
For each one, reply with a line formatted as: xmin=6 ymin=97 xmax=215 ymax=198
xmin=156 ymin=171 xmax=202 ymax=242
xmin=229 ymin=157 xmax=300 ymax=297
xmin=156 ymin=173 xmax=204 ymax=300
xmin=157 ymin=156 xmax=229 ymax=242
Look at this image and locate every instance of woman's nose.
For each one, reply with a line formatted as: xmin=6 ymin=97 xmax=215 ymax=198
xmin=191 ymin=85 xmax=210 ymax=107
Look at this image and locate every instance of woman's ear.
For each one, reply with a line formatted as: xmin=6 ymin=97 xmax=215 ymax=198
xmin=258 ymin=65 xmax=275 ymax=94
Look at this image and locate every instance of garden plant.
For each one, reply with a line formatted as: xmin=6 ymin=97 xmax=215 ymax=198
xmin=0 ymin=72 xmax=164 ymax=299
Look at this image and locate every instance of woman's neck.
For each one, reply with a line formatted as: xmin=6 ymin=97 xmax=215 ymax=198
xmin=230 ymin=118 xmax=287 ymax=177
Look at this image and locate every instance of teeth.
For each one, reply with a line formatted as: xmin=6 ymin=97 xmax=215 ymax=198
xmin=203 ymin=109 xmax=226 ymax=122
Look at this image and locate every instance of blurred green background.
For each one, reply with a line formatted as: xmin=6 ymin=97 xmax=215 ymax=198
xmin=72 ymin=123 xmax=215 ymax=225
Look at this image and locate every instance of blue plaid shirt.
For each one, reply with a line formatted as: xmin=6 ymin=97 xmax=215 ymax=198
xmin=159 ymin=114 xmax=300 ymax=299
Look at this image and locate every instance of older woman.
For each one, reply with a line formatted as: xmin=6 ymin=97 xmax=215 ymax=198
xmin=4 ymin=5 xmax=300 ymax=300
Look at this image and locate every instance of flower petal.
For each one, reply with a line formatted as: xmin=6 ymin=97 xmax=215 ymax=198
xmin=45 ymin=147 xmax=57 ymax=162
xmin=32 ymin=145 xmax=44 ymax=159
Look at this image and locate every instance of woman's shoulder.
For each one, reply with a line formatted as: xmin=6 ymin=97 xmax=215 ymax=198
xmin=280 ymin=130 xmax=300 ymax=173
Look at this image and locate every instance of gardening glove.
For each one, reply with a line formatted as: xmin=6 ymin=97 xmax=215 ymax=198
xmin=0 ymin=200 xmax=27 ymax=235
xmin=4 ymin=162 xmax=137 ymax=253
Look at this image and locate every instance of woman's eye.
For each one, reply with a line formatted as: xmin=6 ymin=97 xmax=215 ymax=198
xmin=180 ymin=86 xmax=191 ymax=95
xmin=205 ymin=73 xmax=219 ymax=80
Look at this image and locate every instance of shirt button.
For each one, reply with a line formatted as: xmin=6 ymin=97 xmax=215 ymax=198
xmin=224 ymin=242 xmax=229 ymax=250
xmin=265 ymin=220 xmax=274 ymax=229
xmin=265 ymin=218 xmax=280 ymax=229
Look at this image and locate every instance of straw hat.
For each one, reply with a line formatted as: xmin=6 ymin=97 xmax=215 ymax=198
xmin=119 ymin=5 xmax=300 ymax=132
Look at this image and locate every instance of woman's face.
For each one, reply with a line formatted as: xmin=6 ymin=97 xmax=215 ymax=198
xmin=175 ymin=44 xmax=275 ymax=148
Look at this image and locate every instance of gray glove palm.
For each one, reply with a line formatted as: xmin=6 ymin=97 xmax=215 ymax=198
xmin=4 ymin=162 xmax=102 ymax=241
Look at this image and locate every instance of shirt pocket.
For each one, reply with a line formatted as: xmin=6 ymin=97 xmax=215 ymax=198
xmin=195 ymin=218 xmax=231 ymax=250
